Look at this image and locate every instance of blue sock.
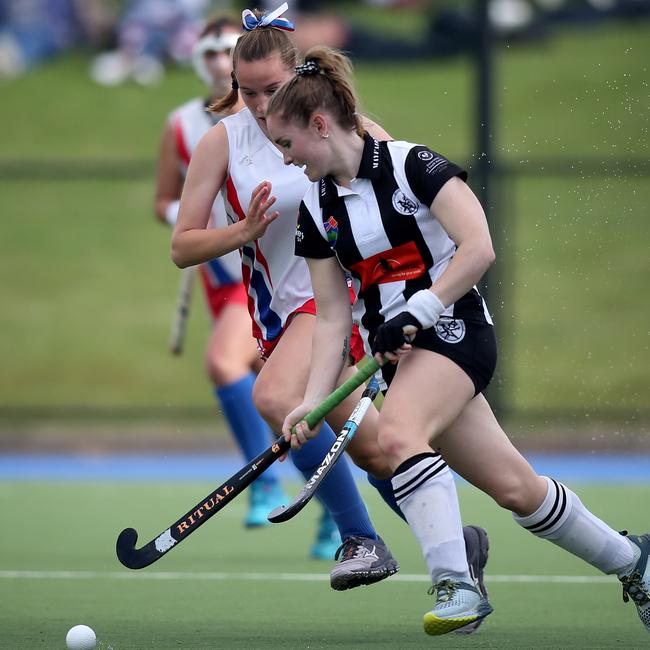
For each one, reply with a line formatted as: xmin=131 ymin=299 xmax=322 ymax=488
xmin=215 ymin=373 xmax=279 ymax=485
xmin=367 ymin=473 xmax=406 ymax=521
xmin=290 ymin=422 xmax=377 ymax=541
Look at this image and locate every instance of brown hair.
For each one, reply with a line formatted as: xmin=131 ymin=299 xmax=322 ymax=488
xmin=209 ymin=9 xmax=299 ymax=114
xmin=200 ymin=14 xmax=239 ymax=39
xmin=266 ymin=46 xmax=363 ymax=136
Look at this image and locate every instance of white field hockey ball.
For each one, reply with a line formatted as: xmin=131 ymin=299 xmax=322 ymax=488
xmin=65 ymin=624 xmax=96 ymax=650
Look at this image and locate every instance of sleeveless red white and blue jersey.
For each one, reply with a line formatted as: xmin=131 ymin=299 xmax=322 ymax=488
xmin=169 ymin=97 xmax=242 ymax=287
xmin=295 ymin=134 xmax=493 ymax=355
xmin=220 ymin=107 xmax=313 ymax=343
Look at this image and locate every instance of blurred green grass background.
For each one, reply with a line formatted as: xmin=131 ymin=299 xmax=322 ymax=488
xmin=0 ymin=22 xmax=648 ymax=427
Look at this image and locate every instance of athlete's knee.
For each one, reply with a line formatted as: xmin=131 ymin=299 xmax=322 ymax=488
xmin=252 ymin=377 xmax=297 ymax=432
xmin=376 ymin=406 xmax=441 ymax=464
xmin=376 ymin=421 xmax=410 ymax=465
xmin=490 ymin=473 xmax=546 ymax=514
xmin=205 ymin=353 xmax=246 ymax=387
xmin=349 ymin=445 xmax=392 ymax=478
xmin=205 ymin=355 xmax=227 ymax=386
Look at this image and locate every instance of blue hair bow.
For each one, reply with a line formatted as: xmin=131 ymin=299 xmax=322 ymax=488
xmin=242 ymin=2 xmax=295 ymax=32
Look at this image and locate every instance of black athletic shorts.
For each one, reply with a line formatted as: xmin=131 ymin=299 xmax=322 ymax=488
xmin=379 ymin=318 xmax=497 ymax=396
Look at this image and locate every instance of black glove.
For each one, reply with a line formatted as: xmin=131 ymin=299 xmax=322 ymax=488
xmin=371 ymin=312 xmax=422 ymax=357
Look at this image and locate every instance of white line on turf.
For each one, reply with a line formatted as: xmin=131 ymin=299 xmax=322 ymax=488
xmin=0 ymin=570 xmax=615 ymax=584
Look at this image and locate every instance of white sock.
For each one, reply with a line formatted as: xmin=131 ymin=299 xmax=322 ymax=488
xmin=513 ymin=476 xmax=635 ymax=575
xmin=392 ymin=452 xmax=471 ymax=584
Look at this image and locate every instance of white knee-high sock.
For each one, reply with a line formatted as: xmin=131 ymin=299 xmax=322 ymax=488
xmin=513 ymin=476 xmax=636 ymax=575
xmin=392 ymin=452 xmax=471 ymax=584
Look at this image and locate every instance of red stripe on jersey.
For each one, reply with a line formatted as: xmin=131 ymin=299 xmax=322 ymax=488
xmin=225 ymin=177 xmax=274 ymax=288
xmin=225 ymin=176 xmax=275 ymax=340
xmin=225 ymin=175 xmax=246 ymax=222
xmin=173 ymin=116 xmax=192 ymax=166
xmin=349 ymin=241 xmax=426 ymax=293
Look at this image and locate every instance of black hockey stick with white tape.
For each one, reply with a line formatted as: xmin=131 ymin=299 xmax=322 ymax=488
xmin=267 ymin=375 xmax=381 ymax=524
xmin=116 ymin=358 xmax=380 ymax=569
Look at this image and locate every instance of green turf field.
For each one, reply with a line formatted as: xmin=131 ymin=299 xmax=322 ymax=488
xmin=1 ymin=481 xmax=648 ymax=648
xmin=0 ymin=22 xmax=648 ymax=421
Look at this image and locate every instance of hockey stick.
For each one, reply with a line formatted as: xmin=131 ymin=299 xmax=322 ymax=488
xmin=116 ymin=357 xmax=381 ymax=570
xmin=268 ymin=372 xmax=381 ymax=524
xmin=169 ymin=266 xmax=196 ymax=355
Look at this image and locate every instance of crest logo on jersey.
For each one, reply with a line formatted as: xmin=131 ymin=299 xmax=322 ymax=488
xmin=418 ymin=150 xmax=434 ymax=161
xmin=392 ymin=189 xmax=418 ymax=215
xmin=434 ymin=319 xmax=466 ymax=344
xmin=324 ymin=216 xmax=339 ymax=248
xmin=295 ymin=223 xmax=304 ymax=243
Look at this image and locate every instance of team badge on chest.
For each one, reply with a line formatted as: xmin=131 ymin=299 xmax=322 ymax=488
xmin=324 ymin=216 xmax=339 ymax=248
xmin=392 ymin=189 xmax=418 ymax=215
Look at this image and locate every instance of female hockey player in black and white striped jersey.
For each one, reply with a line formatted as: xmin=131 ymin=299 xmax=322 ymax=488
xmin=171 ymin=4 xmax=493 ymax=606
xmin=269 ymin=46 xmax=650 ymax=637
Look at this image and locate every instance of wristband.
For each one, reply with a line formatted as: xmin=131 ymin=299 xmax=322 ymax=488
xmin=165 ymin=200 xmax=180 ymax=226
xmin=406 ymin=290 xmax=445 ymax=329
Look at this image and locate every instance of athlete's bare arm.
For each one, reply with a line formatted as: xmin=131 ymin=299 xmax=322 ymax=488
xmin=428 ymin=177 xmax=496 ymax=307
xmin=171 ymin=123 xmax=248 ymax=267
xmin=154 ymin=120 xmax=183 ymax=224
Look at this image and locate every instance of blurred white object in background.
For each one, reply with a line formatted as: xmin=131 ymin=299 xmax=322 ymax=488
xmin=88 ymin=0 xmax=207 ymax=86
xmin=90 ymin=50 xmax=163 ymax=86
xmin=489 ymin=0 xmax=535 ymax=32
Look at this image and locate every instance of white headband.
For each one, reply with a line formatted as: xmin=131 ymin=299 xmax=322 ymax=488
xmin=192 ymin=32 xmax=240 ymax=86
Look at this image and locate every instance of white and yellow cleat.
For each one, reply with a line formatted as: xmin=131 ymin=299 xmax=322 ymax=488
xmin=619 ymin=532 xmax=650 ymax=633
xmin=423 ymin=579 xmax=493 ymax=636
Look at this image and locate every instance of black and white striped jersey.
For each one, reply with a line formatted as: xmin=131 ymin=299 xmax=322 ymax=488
xmin=295 ymin=134 xmax=492 ymax=349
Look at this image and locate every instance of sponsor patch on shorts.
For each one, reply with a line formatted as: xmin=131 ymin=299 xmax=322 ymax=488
xmin=434 ymin=318 xmax=466 ymax=344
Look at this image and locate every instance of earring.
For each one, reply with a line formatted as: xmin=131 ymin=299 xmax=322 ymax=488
xmin=321 ymin=133 xmax=329 ymax=139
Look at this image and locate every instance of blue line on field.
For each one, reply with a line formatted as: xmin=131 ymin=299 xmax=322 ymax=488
xmin=0 ymin=452 xmax=648 ymax=483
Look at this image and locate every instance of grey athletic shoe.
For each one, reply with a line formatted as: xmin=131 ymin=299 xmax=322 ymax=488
xmin=454 ymin=525 xmax=491 ymax=634
xmin=330 ymin=536 xmax=399 ymax=591
xmin=423 ymin=579 xmax=493 ymax=636
xmin=619 ymin=532 xmax=650 ymax=632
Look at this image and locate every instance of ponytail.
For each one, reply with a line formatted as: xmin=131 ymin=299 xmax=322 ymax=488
xmin=267 ymin=46 xmax=363 ymax=136
xmin=209 ymin=72 xmax=240 ymax=113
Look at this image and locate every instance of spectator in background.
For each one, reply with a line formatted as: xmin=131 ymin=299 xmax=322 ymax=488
xmin=260 ymin=0 xmax=650 ymax=61
xmin=90 ymin=0 xmax=209 ymax=86
xmin=0 ymin=0 xmax=112 ymax=80
xmin=258 ymin=0 xmax=461 ymax=60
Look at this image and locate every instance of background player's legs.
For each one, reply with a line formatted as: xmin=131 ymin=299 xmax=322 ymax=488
xmin=254 ymin=313 xmax=398 ymax=577
xmin=327 ymin=367 xmax=403 ymax=519
xmin=206 ymin=302 xmax=285 ymax=528
xmin=254 ymin=313 xmax=378 ymax=541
